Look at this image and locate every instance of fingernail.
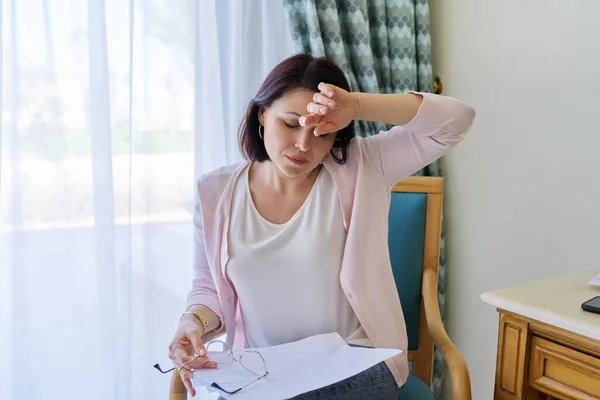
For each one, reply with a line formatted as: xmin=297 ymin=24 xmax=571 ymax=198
xmin=198 ymin=349 xmax=206 ymax=356
xmin=299 ymin=117 xmax=306 ymax=126
xmin=328 ymin=91 xmax=333 ymax=96
xmin=320 ymin=107 xmax=326 ymax=114
xmin=328 ymin=102 xmax=334 ymax=107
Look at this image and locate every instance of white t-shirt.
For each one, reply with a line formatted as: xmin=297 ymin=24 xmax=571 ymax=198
xmin=226 ymin=164 xmax=370 ymax=348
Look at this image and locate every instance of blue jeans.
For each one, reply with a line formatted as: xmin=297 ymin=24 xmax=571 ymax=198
xmin=290 ymin=360 xmax=399 ymax=400
xmin=215 ymin=361 xmax=399 ymax=400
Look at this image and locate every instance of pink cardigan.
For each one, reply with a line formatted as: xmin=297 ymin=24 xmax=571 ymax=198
xmin=187 ymin=92 xmax=476 ymax=387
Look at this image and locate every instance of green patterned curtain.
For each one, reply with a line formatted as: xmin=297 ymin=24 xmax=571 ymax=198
xmin=282 ymin=1 xmax=447 ymax=399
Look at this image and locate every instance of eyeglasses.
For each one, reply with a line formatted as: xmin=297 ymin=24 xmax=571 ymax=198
xmin=204 ymin=340 xmax=269 ymax=394
xmin=154 ymin=339 xmax=269 ymax=395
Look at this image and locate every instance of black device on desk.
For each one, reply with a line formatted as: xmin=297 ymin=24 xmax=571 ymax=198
xmin=581 ymin=296 xmax=600 ymax=314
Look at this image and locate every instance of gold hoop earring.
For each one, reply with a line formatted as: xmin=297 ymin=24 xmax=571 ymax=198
xmin=258 ymin=125 xmax=264 ymax=140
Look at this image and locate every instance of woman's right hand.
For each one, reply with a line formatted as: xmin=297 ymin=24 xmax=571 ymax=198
xmin=168 ymin=319 xmax=217 ymax=397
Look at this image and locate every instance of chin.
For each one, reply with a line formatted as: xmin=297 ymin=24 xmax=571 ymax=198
xmin=275 ymin=159 xmax=315 ymax=178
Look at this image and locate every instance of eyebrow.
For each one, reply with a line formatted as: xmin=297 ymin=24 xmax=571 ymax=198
xmin=284 ymin=111 xmax=302 ymax=117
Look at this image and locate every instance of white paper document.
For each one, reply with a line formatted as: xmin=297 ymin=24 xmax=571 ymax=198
xmin=193 ymin=332 xmax=401 ymax=400
xmin=589 ymin=273 xmax=600 ymax=287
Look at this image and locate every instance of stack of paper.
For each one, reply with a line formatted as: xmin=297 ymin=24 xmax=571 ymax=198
xmin=589 ymin=273 xmax=600 ymax=287
xmin=193 ymin=332 xmax=401 ymax=399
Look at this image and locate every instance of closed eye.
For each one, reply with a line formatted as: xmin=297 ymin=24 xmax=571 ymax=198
xmin=284 ymin=122 xmax=300 ymax=128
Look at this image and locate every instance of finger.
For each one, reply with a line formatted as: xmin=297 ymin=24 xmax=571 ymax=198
xmin=169 ymin=346 xmax=190 ymax=364
xmin=314 ymin=121 xmax=338 ymax=136
xmin=186 ymin=331 xmax=207 ymax=357
xmin=299 ymin=113 xmax=322 ymax=127
xmin=181 ymin=355 xmax=217 ymax=370
xmin=318 ymin=82 xmax=335 ymax=97
xmin=307 ymin=102 xmax=328 ymax=115
xmin=180 ymin=367 xmax=196 ymax=397
xmin=168 ymin=333 xmax=189 ymax=354
xmin=313 ymin=92 xmax=335 ymax=109
xmin=173 ymin=345 xmax=202 ymax=366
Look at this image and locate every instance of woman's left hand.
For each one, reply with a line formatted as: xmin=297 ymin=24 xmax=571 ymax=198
xmin=300 ymin=82 xmax=359 ymax=136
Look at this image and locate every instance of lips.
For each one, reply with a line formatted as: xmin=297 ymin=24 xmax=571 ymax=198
xmin=286 ymin=155 xmax=307 ymax=165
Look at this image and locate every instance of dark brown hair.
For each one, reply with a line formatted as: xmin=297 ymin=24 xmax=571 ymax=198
xmin=238 ymin=53 xmax=355 ymax=164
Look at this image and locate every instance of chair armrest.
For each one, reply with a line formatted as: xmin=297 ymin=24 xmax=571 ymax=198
xmin=170 ymin=369 xmax=187 ymax=400
xmin=169 ymin=328 xmax=227 ymax=399
xmin=422 ymin=267 xmax=472 ymax=400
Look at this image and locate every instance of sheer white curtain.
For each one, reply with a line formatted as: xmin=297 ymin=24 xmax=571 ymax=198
xmin=0 ymin=1 xmax=293 ymax=399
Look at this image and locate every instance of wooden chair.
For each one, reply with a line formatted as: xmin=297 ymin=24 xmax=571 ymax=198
xmin=390 ymin=176 xmax=471 ymax=399
xmin=169 ymin=176 xmax=470 ymax=399
xmin=169 ymin=329 xmax=225 ymax=400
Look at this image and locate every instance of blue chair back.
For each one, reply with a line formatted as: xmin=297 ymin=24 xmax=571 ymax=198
xmin=387 ymin=176 xmax=444 ymax=387
xmin=388 ymin=191 xmax=427 ymax=350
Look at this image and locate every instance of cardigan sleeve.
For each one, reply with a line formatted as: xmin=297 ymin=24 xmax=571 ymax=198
xmin=185 ymin=183 xmax=224 ymax=323
xmin=358 ymin=92 xmax=476 ymax=187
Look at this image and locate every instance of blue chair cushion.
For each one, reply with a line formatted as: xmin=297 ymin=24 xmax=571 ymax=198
xmin=398 ymin=374 xmax=434 ymax=400
xmin=388 ymin=192 xmax=427 ymax=350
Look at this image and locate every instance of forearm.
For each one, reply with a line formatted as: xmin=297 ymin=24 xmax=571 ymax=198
xmin=183 ymin=304 xmax=223 ymax=334
xmin=354 ymin=92 xmax=423 ymax=126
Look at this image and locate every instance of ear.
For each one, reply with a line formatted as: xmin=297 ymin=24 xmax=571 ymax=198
xmin=257 ymin=107 xmax=266 ymax=125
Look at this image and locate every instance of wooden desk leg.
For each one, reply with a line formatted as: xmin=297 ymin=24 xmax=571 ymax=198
xmin=494 ymin=312 xmax=544 ymax=400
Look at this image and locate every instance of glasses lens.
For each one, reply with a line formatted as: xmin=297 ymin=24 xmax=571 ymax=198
xmin=206 ymin=341 xmax=233 ymax=364
xmin=240 ymin=350 xmax=267 ymax=376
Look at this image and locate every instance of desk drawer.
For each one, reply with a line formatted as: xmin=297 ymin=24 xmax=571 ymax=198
xmin=529 ymin=336 xmax=600 ymax=399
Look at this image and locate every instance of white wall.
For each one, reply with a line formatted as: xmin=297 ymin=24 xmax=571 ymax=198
xmin=428 ymin=0 xmax=600 ymax=398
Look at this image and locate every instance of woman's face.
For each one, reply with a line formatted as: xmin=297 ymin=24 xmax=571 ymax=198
xmin=258 ymin=88 xmax=336 ymax=178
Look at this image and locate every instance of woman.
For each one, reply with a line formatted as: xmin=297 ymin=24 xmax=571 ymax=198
xmin=168 ymin=53 xmax=475 ymax=399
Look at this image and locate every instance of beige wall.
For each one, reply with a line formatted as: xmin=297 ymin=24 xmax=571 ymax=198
xmin=428 ymin=0 xmax=600 ymax=398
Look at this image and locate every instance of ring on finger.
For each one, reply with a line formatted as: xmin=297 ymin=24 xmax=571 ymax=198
xmin=177 ymin=364 xmax=195 ymax=374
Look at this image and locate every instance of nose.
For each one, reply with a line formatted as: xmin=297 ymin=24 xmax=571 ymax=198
xmin=295 ymin=128 xmax=313 ymax=152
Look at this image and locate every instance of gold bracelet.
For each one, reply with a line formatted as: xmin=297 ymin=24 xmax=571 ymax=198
xmin=213 ymin=319 xmax=225 ymax=333
xmin=181 ymin=311 xmax=208 ymax=337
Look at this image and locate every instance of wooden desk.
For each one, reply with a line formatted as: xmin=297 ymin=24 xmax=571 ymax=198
xmin=481 ymin=270 xmax=600 ymax=400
